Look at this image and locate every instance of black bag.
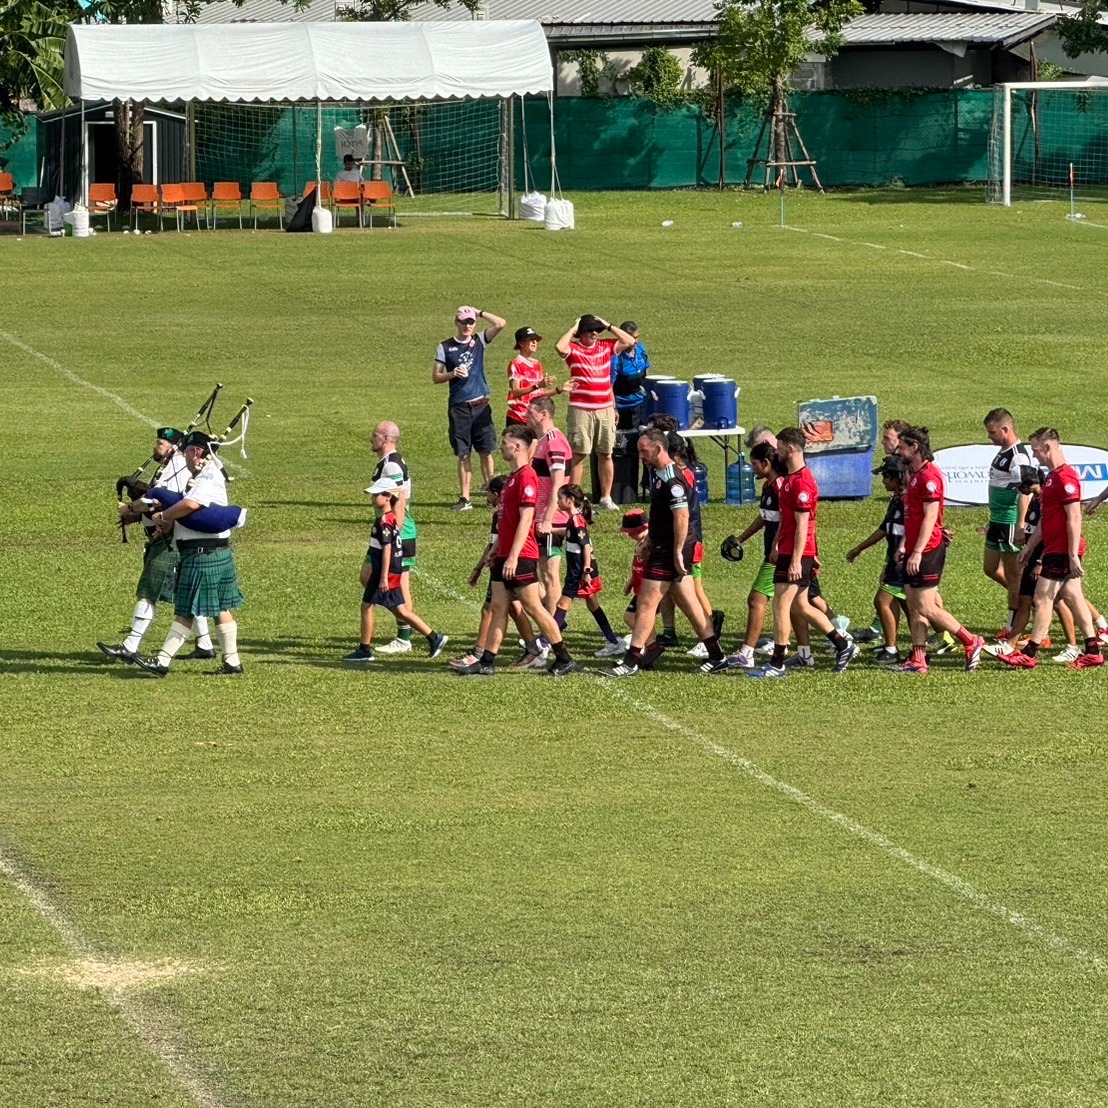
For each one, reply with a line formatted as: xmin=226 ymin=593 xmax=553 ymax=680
xmin=285 ymin=187 xmax=316 ymax=233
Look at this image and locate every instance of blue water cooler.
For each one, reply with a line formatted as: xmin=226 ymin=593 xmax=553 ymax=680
xmin=797 ymin=395 xmax=878 ymax=499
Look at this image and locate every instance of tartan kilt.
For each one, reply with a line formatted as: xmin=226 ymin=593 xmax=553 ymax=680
xmin=136 ymin=535 xmax=179 ymax=603
xmin=174 ymin=546 xmax=244 ymax=617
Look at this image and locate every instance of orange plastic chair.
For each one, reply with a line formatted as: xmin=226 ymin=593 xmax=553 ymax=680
xmin=182 ymin=181 xmax=210 ymax=228
xmin=304 ymin=180 xmax=332 ymax=207
xmin=87 ymin=182 xmax=117 ymax=232
xmin=250 ymin=181 xmax=283 ymax=229
xmin=361 ymin=180 xmax=396 ymax=229
xmin=130 ymin=183 xmax=160 ymax=231
xmin=332 ymin=180 xmax=363 ymax=227
xmin=0 ymin=171 xmax=18 ymax=218
xmin=211 ymin=182 xmax=244 ymax=230
xmin=160 ymin=183 xmax=201 ymax=232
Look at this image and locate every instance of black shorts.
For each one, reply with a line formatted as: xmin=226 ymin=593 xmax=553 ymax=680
xmin=362 ymin=574 xmax=404 ymax=608
xmin=882 ymin=560 xmax=906 ymax=590
xmin=616 ymin=403 xmax=643 ymax=431
xmin=1040 ymin=553 xmax=1076 ymax=581
xmin=1019 ymin=562 xmax=1040 ymax=597
xmin=448 ymin=400 xmax=497 ymax=458
xmin=905 ymin=545 xmax=946 ymax=589
xmin=626 ymin=594 xmax=638 ymax=615
xmin=807 ymin=573 xmax=822 ymax=600
xmin=645 ymin=540 xmax=697 ymax=582
xmin=401 ymin=537 xmax=417 ymax=562
xmin=773 ymin=554 xmax=816 ymax=588
xmin=490 ymin=556 xmax=540 ymax=591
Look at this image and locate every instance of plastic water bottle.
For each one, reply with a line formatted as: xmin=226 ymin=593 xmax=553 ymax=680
xmin=740 ymin=454 xmax=756 ymax=505
xmin=726 ymin=460 xmax=743 ymax=506
xmin=693 ymin=461 xmax=709 ymax=504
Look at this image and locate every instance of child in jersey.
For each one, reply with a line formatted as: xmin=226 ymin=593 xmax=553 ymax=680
xmin=551 ymin=484 xmax=623 ymax=658
xmin=726 ymin=441 xmax=785 ymax=669
xmin=845 ymin=456 xmax=908 ymax=664
xmin=345 ymin=481 xmax=447 ymax=663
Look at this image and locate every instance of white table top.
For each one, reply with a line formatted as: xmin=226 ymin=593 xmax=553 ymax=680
xmin=677 ymin=426 xmax=746 ymax=438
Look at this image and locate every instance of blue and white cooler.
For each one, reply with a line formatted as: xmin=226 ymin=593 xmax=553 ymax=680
xmin=797 ymin=395 xmax=878 ymax=499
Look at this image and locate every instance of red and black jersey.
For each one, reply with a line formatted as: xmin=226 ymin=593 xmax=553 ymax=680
xmin=648 ymin=463 xmax=691 ymax=550
xmin=759 ymin=476 xmax=783 ymax=562
xmin=1040 ymin=464 xmax=1082 ymax=556
xmin=903 ymin=461 xmax=945 ymax=554
xmin=369 ymin=511 xmax=404 ymax=590
xmin=497 ymin=464 xmax=541 ymax=559
xmin=777 ymin=466 xmax=818 ymax=558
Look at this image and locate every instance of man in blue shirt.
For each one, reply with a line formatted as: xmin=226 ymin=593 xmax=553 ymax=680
xmin=610 ymin=321 xmax=650 ymax=430
xmin=432 ymin=304 xmax=506 ymax=511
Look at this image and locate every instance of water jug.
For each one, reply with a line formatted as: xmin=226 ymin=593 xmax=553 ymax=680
xmin=692 ymin=461 xmax=709 ymax=504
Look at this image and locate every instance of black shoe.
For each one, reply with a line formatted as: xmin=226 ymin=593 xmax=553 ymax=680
xmin=856 ymin=627 xmax=882 ymax=643
xmin=456 ymin=659 xmax=495 ymax=676
xmin=872 ymin=648 xmax=902 ymax=666
xmin=343 ymin=645 xmax=376 ymax=663
xmin=184 ymin=645 xmax=218 ymax=660
xmin=696 ymin=657 xmax=730 ymax=676
xmin=206 ymin=661 xmax=244 ymax=676
xmin=639 ymin=641 xmax=667 ymax=671
xmin=600 ymin=661 xmax=639 ymax=678
xmin=133 ymin=655 xmax=169 ymax=678
xmin=427 ymin=632 xmax=448 ymax=659
xmin=657 ymin=630 xmax=680 ymax=649
xmin=97 ymin=641 xmax=136 ymax=664
xmin=547 ymin=657 xmax=578 ymax=677
xmin=711 ymin=610 xmax=725 ymax=638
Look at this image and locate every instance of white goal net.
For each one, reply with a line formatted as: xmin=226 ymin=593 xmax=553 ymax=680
xmin=987 ymin=81 xmax=1108 ymax=206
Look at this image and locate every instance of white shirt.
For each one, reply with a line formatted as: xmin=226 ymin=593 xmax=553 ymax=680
xmin=175 ymin=463 xmax=230 ymax=542
xmin=335 ymin=168 xmax=363 ymax=184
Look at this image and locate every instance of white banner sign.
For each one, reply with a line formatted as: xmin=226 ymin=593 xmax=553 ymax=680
xmin=934 ymin=443 xmax=1108 ymax=506
xmin=334 ymin=125 xmax=368 ymax=160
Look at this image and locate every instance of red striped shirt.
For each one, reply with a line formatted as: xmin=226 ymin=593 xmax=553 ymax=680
xmin=506 ymin=355 xmax=544 ymax=424
xmin=563 ymin=338 xmax=616 ymax=410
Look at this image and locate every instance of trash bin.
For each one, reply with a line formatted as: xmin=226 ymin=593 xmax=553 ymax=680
xmin=591 ymin=429 xmax=641 ymax=505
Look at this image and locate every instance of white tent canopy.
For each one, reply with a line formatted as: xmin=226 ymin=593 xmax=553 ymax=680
xmin=64 ymin=20 xmax=554 ymax=103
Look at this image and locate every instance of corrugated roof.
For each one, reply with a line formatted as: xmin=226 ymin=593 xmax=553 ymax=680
xmin=839 ymin=11 xmax=1056 ymax=47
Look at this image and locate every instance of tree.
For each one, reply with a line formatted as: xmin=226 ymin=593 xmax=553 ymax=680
xmin=334 ymin=0 xmax=477 ymax=22
xmin=694 ymin=0 xmax=862 ymax=184
xmin=0 ymin=0 xmax=79 ymax=132
xmin=1056 ymin=1 xmax=1108 ymax=60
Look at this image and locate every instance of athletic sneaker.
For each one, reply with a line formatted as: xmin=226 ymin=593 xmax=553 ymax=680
xmin=183 ymin=645 xmax=218 ymax=660
xmin=832 ymin=614 xmax=852 ymax=635
xmin=598 ymin=496 xmax=620 ymax=511
xmin=449 ymin=497 xmax=473 ymax=512
xmin=133 ymin=655 xmax=169 ymax=678
xmin=696 ymin=657 xmax=730 ymax=675
xmin=855 ymin=626 xmax=882 ymax=644
xmin=929 ymin=631 xmax=957 ymax=655
xmin=832 ymin=637 xmax=859 ymax=674
xmin=638 ymin=641 xmax=667 ymax=671
xmin=427 ymin=632 xmax=448 ymax=659
xmin=687 ymin=641 xmax=709 ymax=659
xmin=657 ymin=629 xmax=680 ymax=649
xmin=711 ymin=610 xmax=726 ymax=639
xmin=377 ymin=637 xmax=413 ymax=655
xmin=783 ymin=653 xmax=815 ymax=669
xmin=995 ymin=628 xmax=1012 ymax=641
xmin=449 ymin=652 xmax=479 ymax=670
xmin=755 ymin=637 xmax=775 ymax=656
xmin=1098 ymin=628 xmax=1108 ymax=645
xmin=1052 ymin=644 xmax=1082 ymax=664
xmin=600 ymin=661 xmax=639 ymax=678
xmin=747 ymin=663 xmax=787 ymax=679
xmin=455 ymin=659 xmax=495 ymax=676
xmin=547 ymin=658 xmax=579 ymax=677
xmin=205 ymin=661 xmax=244 ymax=677
xmin=1067 ymin=653 xmax=1105 ymax=669
xmin=725 ymin=650 xmax=755 ymax=669
xmin=522 ymin=649 xmax=551 ymax=670
xmin=895 ymin=659 xmax=928 ymax=677
xmin=995 ymin=650 xmax=1037 ymax=669
xmin=97 ymin=641 xmax=136 ymax=663
xmin=983 ymin=641 xmax=1014 ymax=658
xmin=510 ymin=649 xmax=543 ymax=670
xmin=594 ymin=640 xmax=626 ymax=659
xmin=963 ymin=635 xmax=984 ymax=673
xmin=872 ymin=648 xmax=902 ymax=666
xmin=343 ymin=644 xmax=376 ymax=664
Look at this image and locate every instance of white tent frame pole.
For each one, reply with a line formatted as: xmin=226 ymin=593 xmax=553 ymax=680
xmin=315 ymin=99 xmax=323 ymax=193
xmin=80 ymin=98 xmax=87 ymax=206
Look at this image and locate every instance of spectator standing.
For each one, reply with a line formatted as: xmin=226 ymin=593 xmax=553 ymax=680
xmin=505 ymin=327 xmax=558 ymax=427
xmin=610 ymin=321 xmax=650 ymax=430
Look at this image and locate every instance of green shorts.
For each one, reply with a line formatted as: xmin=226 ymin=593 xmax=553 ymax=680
xmin=690 ymin=563 xmax=702 ymax=580
xmin=751 ymin=561 xmax=776 ymax=599
xmin=880 ymin=581 xmax=907 ymax=602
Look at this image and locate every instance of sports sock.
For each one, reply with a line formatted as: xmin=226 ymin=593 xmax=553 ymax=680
xmin=827 ymin=630 xmax=847 ymax=651
xmin=554 ymin=609 xmax=568 ymax=631
xmin=480 ymin=649 xmax=497 ymax=666
xmin=396 ymin=623 xmax=412 ymax=642
xmin=216 ymin=620 xmax=240 ymax=666
xmin=797 ymin=645 xmax=813 ymax=661
xmin=910 ymin=644 xmax=927 ymax=666
xmin=552 ymin=640 xmax=571 ymax=663
xmin=1024 ymin=640 xmax=1040 ymax=659
xmin=625 ymin=645 xmax=643 ymax=665
xmin=953 ymin=625 xmax=975 ymax=648
xmin=123 ymin=598 xmax=156 ymax=653
xmin=591 ymin=607 xmax=617 ymax=643
xmin=771 ymin=643 xmax=787 ymax=668
xmin=194 ymin=615 xmax=214 ymax=650
xmin=881 ymin=645 xmax=898 ymax=656
xmin=1085 ymin=637 xmax=1101 ymax=657
xmin=1098 ymin=616 xmax=1108 ymax=631
xmin=702 ymin=634 xmax=723 ymax=661
xmin=739 ymin=644 xmax=755 ymax=660
xmin=156 ymin=620 xmax=191 ymax=667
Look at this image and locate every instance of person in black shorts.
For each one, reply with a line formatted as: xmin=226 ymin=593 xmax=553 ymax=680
xmin=600 ymin=429 xmax=726 ymax=677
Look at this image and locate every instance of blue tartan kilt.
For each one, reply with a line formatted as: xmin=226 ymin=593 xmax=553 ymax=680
xmin=175 ymin=546 xmax=244 ymax=617
xmin=137 ymin=535 xmax=179 ymax=603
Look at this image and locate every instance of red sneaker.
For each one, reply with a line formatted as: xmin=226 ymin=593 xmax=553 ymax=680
xmin=963 ymin=634 xmax=984 ymax=672
xmin=996 ymin=628 xmax=1011 ymax=641
xmin=996 ymin=650 xmax=1037 ymax=669
xmin=1067 ymin=653 xmax=1105 ymax=670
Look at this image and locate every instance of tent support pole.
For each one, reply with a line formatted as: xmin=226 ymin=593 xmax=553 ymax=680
xmin=80 ymin=98 xmax=87 ymax=206
xmin=186 ymin=100 xmax=196 ymax=182
xmin=315 ymin=100 xmax=322 ymax=197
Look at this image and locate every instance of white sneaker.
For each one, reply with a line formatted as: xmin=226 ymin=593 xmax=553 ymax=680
xmin=983 ymin=641 xmax=1014 ymax=658
xmin=523 ymin=648 xmax=551 ymax=669
xmin=598 ymin=496 xmax=620 ymax=511
xmin=755 ymin=638 xmax=775 ymax=656
xmin=377 ymin=638 xmax=413 ymax=655
xmin=1053 ymin=643 xmax=1082 ymax=664
xmin=726 ymin=651 xmax=755 ymax=669
xmin=594 ymin=640 xmax=626 ymax=658
xmin=687 ymin=641 xmax=709 ymax=659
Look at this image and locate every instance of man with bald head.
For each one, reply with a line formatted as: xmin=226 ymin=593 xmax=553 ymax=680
xmin=369 ymin=420 xmax=420 ymax=654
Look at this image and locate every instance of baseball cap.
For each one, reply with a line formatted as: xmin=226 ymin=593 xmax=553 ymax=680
xmin=365 ymin=477 xmax=399 ymax=497
xmin=455 ymin=305 xmax=478 ymax=323
xmin=873 ymin=455 xmax=906 ymax=478
xmin=514 ymin=326 xmax=542 ymax=348
xmin=620 ymin=509 xmax=647 ymax=534
xmin=576 ymin=314 xmax=605 ymax=335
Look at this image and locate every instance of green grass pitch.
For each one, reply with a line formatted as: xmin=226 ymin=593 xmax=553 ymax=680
xmin=3 ymin=189 xmax=1108 ymax=1106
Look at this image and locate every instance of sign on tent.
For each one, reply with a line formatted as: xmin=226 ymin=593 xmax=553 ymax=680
xmin=334 ymin=125 xmax=368 ymax=160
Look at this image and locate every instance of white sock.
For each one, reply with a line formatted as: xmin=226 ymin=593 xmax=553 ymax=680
xmin=156 ymin=620 xmax=191 ymax=667
xmin=123 ymin=599 xmax=156 ymax=654
xmin=194 ymin=616 xmax=214 ymax=650
xmin=739 ymin=643 xmax=755 ymax=660
xmin=798 ymin=645 xmax=813 ymax=660
xmin=881 ymin=645 xmax=898 ymax=655
xmin=1006 ymin=609 xmax=1017 ymax=631
xmin=217 ymin=620 xmax=240 ymax=666
xmin=1097 ymin=616 xmax=1108 ymax=631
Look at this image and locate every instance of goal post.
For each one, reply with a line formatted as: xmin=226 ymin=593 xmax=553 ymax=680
xmin=987 ymin=81 xmax=1108 ymax=206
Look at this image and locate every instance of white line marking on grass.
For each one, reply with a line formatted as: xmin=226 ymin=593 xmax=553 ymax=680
xmin=0 ymin=844 xmax=227 ymax=1108
xmin=0 ymin=329 xmax=250 ymax=477
xmin=784 ymin=226 xmax=1089 ymax=293
xmin=413 ymin=564 xmax=1107 ymax=971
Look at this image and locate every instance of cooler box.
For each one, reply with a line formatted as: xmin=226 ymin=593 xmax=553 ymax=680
xmin=797 ymin=395 xmax=877 ymax=500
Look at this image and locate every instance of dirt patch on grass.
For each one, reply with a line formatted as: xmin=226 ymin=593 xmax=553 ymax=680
xmin=19 ymin=958 xmax=206 ymax=993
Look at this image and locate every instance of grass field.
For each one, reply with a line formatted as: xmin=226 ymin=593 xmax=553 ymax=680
xmin=4 ymin=189 xmax=1108 ymax=1107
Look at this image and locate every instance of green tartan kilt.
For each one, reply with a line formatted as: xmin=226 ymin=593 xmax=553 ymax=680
xmin=136 ymin=535 xmax=179 ymax=603
xmin=174 ymin=546 xmax=244 ymax=617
